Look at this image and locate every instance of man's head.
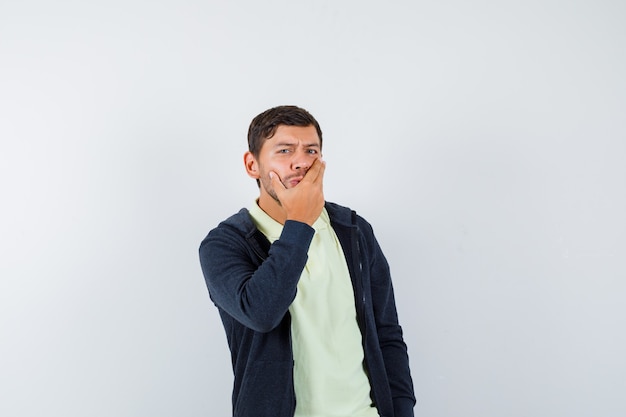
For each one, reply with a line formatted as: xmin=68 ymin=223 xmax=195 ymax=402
xmin=247 ymin=105 xmax=323 ymax=159
xmin=244 ymin=105 xmax=324 ymax=213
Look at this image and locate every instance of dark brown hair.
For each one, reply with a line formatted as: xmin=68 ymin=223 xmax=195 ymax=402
xmin=247 ymin=105 xmax=323 ymax=157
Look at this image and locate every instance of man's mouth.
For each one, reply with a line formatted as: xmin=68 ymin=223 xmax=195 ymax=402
xmin=286 ymin=176 xmax=303 ymax=187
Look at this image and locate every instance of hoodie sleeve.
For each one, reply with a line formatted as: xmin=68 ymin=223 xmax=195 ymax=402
xmin=199 ymin=219 xmax=315 ymax=333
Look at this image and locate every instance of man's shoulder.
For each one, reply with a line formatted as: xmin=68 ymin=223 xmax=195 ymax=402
xmin=200 ymin=208 xmax=255 ymax=245
xmin=217 ymin=208 xmax=257 ymax=233
xmin=203 ymin=202 xmax=371 ymax=239
xmin=220 ymin=207 xmax=253 ymax=227
xmin=324 ymin=201 xmax=353 ymax=224
xmin=325 ymin=201 xmax=372 ymax=227
xmin=325 ymin=202 xmax=374 ymax=237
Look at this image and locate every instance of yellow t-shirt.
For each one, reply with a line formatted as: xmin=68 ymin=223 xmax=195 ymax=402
xmin=249 ymin=202 xmax=379 ymax=417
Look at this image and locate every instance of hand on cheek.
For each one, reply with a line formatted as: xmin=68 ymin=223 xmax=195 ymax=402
xmin=269 ymin=158 xmax=326 ymax=226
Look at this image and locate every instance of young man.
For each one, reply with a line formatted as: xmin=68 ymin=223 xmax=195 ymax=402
xmin=199 ymin=105 xmax=415 ymax=417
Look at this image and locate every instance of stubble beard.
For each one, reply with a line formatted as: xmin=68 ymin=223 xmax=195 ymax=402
xmin=260 ymin=174 xmax=282 ymax=206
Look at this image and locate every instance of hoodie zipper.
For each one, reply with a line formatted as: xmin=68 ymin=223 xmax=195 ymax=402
xmin=350 ymin=211 xmax=367 ymax=332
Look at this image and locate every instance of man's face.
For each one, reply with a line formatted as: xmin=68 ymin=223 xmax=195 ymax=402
xmin=249 ymin=124 xmax=322 ymax=203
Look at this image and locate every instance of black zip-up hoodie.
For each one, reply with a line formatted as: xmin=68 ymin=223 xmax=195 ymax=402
xmin=199 ymin=202 xmax=416 ymax=417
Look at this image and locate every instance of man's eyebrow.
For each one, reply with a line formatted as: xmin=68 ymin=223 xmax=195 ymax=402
xmin=272 ymin=141 xmax=296 ymax=148
xmin=273 ymin=141 xmax=320 ymax=147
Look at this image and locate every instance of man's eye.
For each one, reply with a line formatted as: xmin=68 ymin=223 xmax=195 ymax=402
xmin=278 ymin=149 xmax=290 ymax=154
xmin=307 ymin=149 xmax=318 ymax=154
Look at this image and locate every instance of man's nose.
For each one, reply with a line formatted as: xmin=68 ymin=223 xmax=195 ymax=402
xmin=292 ymin=151 xmax=312 ymax=171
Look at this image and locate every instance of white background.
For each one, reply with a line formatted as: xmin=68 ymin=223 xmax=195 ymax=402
xmin=1 ymin=1 xmax=625 ymax=416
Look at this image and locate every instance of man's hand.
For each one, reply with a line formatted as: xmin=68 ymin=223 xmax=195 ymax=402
xmin=269 ymin=158 xmax=326 ymax=226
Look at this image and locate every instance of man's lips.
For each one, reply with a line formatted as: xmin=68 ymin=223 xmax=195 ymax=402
xmin=285 ymin=176 xmax=304 ymax=187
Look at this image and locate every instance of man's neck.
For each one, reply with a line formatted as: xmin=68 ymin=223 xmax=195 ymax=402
xmin=257 ymin=193 xmax=287 ymax=225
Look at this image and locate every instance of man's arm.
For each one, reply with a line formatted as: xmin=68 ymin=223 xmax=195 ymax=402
xmin=199 ymin=219 xmax=314 ymax=333
xmin=199 ymin=158 xmax=326 ymax=333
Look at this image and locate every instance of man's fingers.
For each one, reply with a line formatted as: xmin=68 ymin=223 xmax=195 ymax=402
xmin=315 ymin=158 xmax=326 ymax=184
xmin=302 ymin=158 xmax=326 ymax=184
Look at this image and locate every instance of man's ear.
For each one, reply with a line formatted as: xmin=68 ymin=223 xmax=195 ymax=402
xmin=244 ymin=151 xmax=260 ymax=179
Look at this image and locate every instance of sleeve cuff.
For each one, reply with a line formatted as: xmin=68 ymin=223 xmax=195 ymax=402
xmin=279 ymin=220 xmax=315 ymax=248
